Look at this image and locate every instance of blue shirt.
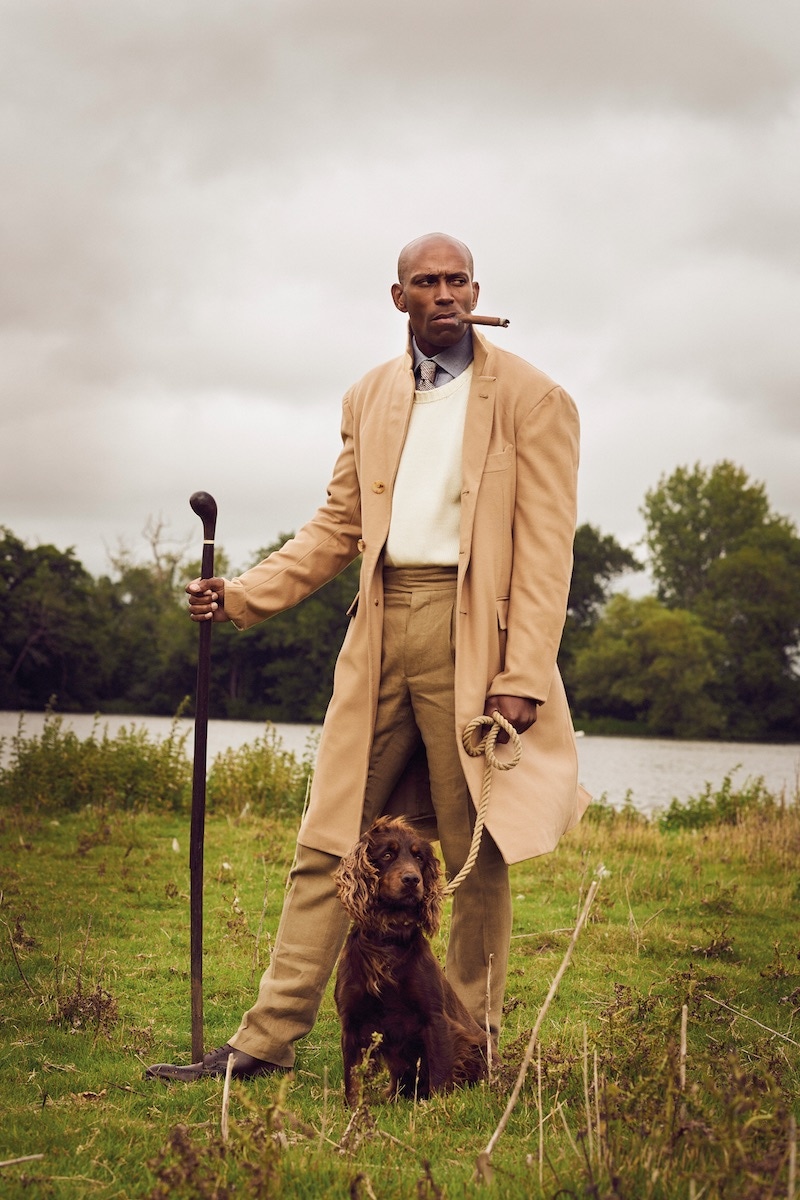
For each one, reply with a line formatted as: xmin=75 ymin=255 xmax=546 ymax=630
xmin=411 ymin=329 xmax=474 ymax=389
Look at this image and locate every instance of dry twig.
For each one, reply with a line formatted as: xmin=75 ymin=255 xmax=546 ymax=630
xmin=475 ymin=879 xmax=600 ymax=1182
xmin=220 ymin=1052 xmax=234 ymax=1142
xmin=0 ymin=1154 xmax=45 ymax=1169
xmin=703 ymin=993 xmax=800 ymax=1047
xmin=3 ymin=921 xmax=35 ymax=995
xmin=680 ymin=1003 xmax=688 ymax=1090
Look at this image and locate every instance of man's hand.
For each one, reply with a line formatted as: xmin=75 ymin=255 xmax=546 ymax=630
xmin=484 ymin=694 xmax=539 ymax=743
xmin=186 ymin=578 xmax=229 ymax=622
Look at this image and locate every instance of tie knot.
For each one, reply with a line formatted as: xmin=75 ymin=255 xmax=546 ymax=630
xmin=417 ymin=359 xmax=437 ymax=391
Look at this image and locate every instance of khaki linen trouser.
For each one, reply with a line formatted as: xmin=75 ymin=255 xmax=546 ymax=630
xmin=230 ymin=568 xmax=512 ymax=1067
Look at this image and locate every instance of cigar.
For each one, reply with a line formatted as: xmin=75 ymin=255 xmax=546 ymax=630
xmin=460 ymin=313 xmax=510 ymax=328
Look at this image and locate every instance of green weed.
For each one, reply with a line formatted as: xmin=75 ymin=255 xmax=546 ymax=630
xmin=658 ymin=768 xmax=782 ymax=831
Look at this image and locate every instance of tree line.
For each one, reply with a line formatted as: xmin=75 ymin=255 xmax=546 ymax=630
xmin=2 ymin=461 xmax=798 ymax=740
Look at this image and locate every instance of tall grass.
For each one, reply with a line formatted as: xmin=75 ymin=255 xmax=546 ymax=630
xmin=1 ymin=722 xmax=799 ymax=1197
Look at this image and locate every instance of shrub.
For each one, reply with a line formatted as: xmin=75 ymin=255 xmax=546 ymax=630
xmin=584 ymin=789 xmax=650 ymax=827
xmin=206 ymin=725 xmax=317 ymax=819
xmin=658 ymin=769 xmax=781 ymax=831
xmin=0 ymin=711 xmax=191 ymax=813
xmin=0 ymin=713 xmax=317 ymax=819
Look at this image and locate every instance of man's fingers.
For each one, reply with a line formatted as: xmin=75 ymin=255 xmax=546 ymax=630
xmin=185 ymin=577 xmax=226 ymax=621
xmin=187 ymin=578 xmax=220 ymax=595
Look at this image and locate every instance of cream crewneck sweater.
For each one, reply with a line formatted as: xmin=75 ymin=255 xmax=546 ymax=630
xmin=384 ymin=366 xmax=472 ymax=567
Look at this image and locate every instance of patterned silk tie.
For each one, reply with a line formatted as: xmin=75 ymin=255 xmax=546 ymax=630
xmin=417 ymin=359 xmax=437 ymax=391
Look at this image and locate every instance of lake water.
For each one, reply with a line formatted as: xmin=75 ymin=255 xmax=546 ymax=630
xmin=1 ymin=710 xmax=798 ymax=817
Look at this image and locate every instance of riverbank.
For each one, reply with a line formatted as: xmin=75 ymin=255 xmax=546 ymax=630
xmin=2 ymin=709 xmax=798 ymax=816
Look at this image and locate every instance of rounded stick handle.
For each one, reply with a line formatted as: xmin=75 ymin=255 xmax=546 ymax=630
xmin=190 ymin=489 xmax=217 ymax=538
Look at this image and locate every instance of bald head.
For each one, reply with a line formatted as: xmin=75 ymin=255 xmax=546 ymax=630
xmin=391 ymin=233 xmax=480 ymax=357
xmin=397 ymin=233 xmax=474 ymax=285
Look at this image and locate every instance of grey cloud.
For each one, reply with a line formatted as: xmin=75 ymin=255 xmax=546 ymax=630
xmin=1 ymin=0 xmax=799 ymax=579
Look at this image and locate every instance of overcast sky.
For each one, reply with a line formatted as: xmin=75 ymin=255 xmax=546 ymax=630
xmin=2 ymin=0 xmax=798 ymax=585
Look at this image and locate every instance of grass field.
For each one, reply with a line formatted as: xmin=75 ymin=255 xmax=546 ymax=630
xmin=2 ymin=727 xmax=800 ymax=1197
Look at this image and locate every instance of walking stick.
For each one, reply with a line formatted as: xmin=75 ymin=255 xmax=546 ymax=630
xmin=188 ymin=490 xmax=217 ymax=1062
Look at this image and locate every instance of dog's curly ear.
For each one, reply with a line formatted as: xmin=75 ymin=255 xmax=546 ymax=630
xmin=419 ymin=842 xmax=443 ymax=938
xmin=334 ymin=835 xmax=379 ymax=925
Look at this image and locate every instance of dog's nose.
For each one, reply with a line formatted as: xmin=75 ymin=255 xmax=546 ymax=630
xmin=401 ymin=871 xmax=421 ymax=887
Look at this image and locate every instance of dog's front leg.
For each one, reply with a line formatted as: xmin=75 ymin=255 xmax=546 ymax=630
xmin=341 ymin=1028 xmax=365 ymax=1108
xmin=421 ymin=1016 xmax=456 ymax=1095
xmin=342 ymin=1026 xmax=382 ymax=1108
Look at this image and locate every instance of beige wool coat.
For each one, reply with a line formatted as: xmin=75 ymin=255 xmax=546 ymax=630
xmin=224 ymin=328 xmax=590 ymax=864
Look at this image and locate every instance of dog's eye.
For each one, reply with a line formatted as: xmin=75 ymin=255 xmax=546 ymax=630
xmin=381 ymin=850 xmax=394 ymax=861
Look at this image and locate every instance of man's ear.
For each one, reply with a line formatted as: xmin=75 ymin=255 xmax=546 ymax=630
xmin=391 ymin=282 xmax=406 ymax=312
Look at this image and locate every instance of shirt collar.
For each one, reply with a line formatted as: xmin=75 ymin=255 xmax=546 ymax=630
xmin=411 ymin=329 xmax=473 ymax=385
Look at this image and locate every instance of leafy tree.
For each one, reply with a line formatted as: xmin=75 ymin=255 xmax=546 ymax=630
xmin=559 ymin=524 xmax=641 ymax=688
xmin=0 ymin=527 xmax=100 ymax=709
xmin=696 ymin=529 xmax=800 ymax=737
xmin=571 ymin=593 xmax=727 ymax=738
xmin=642 ymin=461 xmax=788 ymax=607
xmin=0 ymin=519 xmax=362 ymax=721
xmin=567 ymin=524 xmax=642 ymax=629
xmin=89 ymin=518 xmax=205 ymax=714
xmin=642 ymin=462 xmax=800 ymax=738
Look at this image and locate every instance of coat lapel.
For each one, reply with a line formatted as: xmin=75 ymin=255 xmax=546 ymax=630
xmin=384 ymin=352 xmax=416 ymax=480
xmin=362 ymin=351 xmax=416 ymax=548
xmin=459 ymin=332 xmax=496 ymax=567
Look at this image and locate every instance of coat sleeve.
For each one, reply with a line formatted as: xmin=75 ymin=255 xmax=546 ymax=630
xmin=488 ymin=384 xmax=579 ymax=704
xmin=224 ymin=395 xmax=363 ymax=630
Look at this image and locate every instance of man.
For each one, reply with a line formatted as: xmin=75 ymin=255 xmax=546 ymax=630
xmin=147 ymin=233 xmax=588 ymax=1083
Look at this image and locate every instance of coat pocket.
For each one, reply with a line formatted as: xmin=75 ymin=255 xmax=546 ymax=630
xmin=483 ymin=444 xmax=513 ymax=473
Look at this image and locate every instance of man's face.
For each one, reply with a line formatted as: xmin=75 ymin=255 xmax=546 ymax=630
xmin=391 ymin=236 xmax=479 ymax=357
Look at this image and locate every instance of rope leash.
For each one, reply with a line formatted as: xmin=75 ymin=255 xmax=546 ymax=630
xmin=442 ymin=711 xmax=522 ymax=897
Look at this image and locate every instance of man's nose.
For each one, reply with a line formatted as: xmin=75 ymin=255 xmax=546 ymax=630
xmin=433 ymin=278 xmax=454 ymax=302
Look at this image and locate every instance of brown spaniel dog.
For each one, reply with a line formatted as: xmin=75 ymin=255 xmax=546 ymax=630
xmin=333 ymin=816 xmax=489 ymax=1106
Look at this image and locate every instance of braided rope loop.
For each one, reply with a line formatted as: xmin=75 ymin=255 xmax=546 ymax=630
xmin=442 ymin=712 xmax=522 ymax=897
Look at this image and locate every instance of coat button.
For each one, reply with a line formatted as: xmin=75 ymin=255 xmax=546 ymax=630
xmin=357 ymin=539 xmax=366 ymax=552
xmin=372 ymin=481 xmax=386 ymax=494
